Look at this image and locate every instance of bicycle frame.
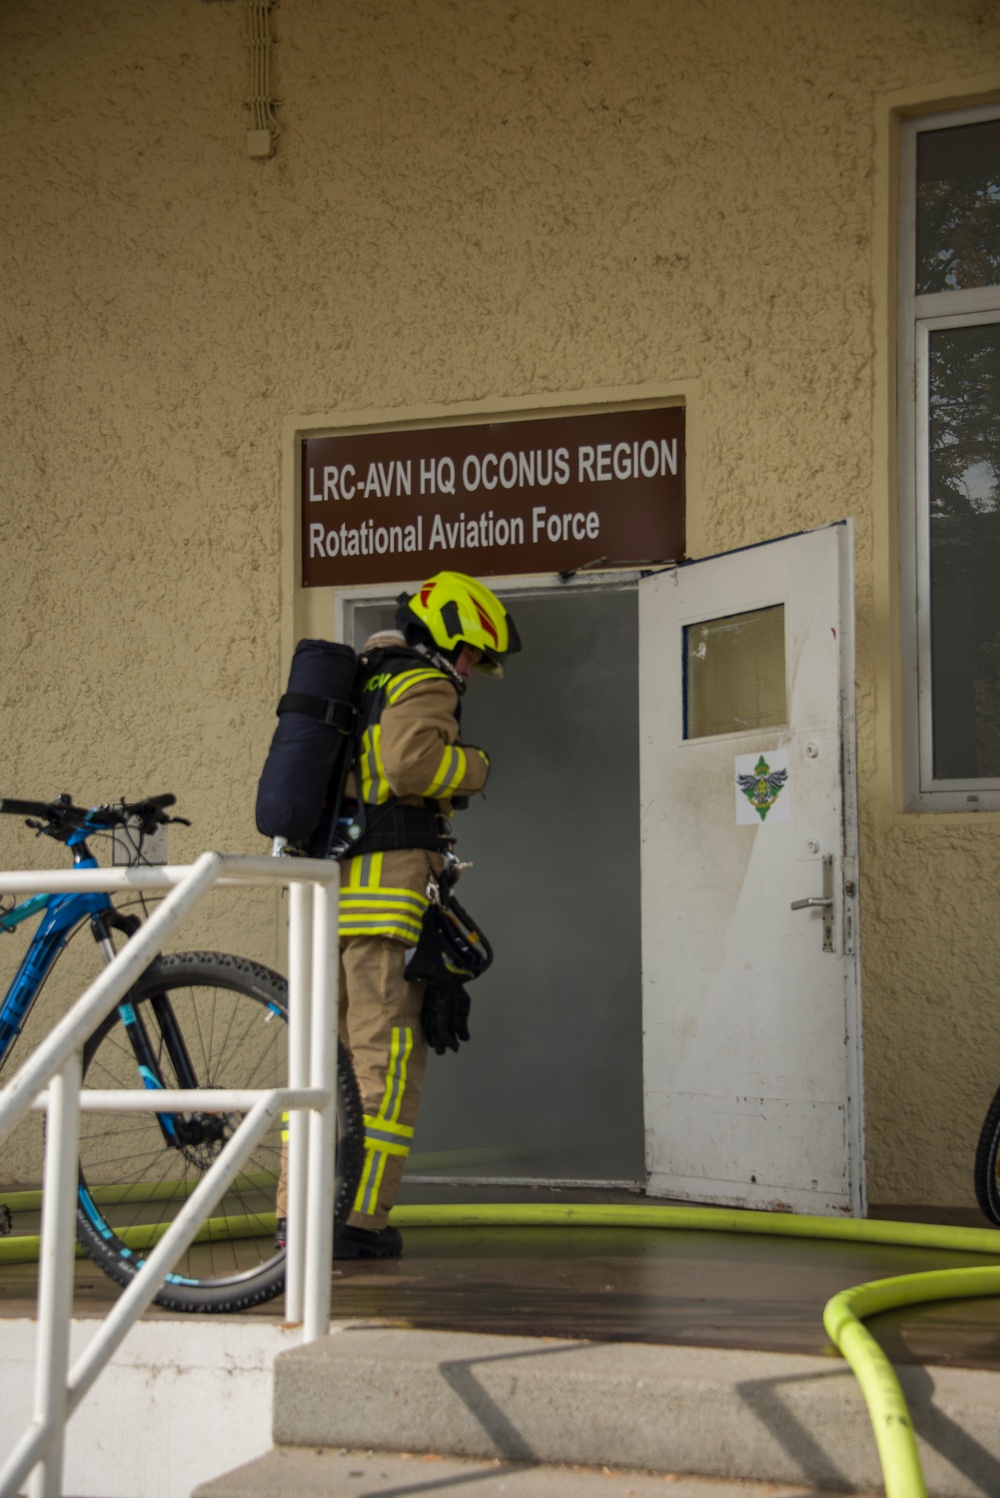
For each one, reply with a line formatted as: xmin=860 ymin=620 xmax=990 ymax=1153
xmin=0 ymin=831 xmax=200 ymax=1147
xmin=0 ymin=836 xmax=112 ymax=1065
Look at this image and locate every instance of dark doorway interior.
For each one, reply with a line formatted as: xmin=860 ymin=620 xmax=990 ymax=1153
xmin=352 ymin=586 xmax=644 ymax=1183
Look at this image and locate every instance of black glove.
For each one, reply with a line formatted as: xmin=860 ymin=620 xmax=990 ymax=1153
xmin=420 ymin=981 xmax=472 ymax=1055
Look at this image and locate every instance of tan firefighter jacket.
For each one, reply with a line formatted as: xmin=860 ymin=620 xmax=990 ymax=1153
xmin=339 ymin=632 xmax=489 ymax=945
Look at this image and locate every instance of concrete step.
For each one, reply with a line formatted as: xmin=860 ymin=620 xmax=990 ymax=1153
xmin=259 ymin=1326 xmax=1000 ymax=1498
xmin=192 ymin=1446 xmax=865 ymax=1497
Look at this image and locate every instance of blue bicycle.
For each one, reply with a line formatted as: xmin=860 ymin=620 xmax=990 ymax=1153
xmin=0 ymin=793 xmax=362 ymax=1313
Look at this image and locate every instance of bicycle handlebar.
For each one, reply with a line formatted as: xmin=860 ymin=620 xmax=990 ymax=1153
xmin=0 ymin=793 xmax=181 ymax=837
xmin=0 ymin=798 xmax=56 ymax=819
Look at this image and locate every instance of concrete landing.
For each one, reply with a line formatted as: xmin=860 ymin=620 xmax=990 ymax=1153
xmin=241 ymin=1327 xmax=1000 ymax=1498
xmin=3 ymin=1188 xmax=999 ymax=1373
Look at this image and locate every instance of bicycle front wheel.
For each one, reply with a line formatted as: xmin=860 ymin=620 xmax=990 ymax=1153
xmin=76 ymin=950 xmax=363 ymax=1312
xmin=974 ymin=1083 xmax=1000 ymax=1225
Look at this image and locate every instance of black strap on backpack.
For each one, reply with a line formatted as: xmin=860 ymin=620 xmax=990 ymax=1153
xmin=277 ymin=692 xmax=357 ymax=733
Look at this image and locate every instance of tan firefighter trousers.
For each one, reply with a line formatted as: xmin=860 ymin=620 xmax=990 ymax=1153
xmin=276 ymin=935 xmax=428 ymax=1232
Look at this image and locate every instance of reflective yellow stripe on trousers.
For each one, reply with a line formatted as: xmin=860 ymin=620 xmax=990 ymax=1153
xmin=354 ymin=1026 xmax=415 ymax=1217
xmin=339 ymin=852 xmax=428 ymax=944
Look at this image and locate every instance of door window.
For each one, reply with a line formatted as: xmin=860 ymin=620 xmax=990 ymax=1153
xmin=684 ymin=604 xmax=786 ymax=739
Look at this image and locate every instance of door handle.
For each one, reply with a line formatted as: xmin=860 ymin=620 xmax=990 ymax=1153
xmin=790 ymin=855 xmax=835 ymax=953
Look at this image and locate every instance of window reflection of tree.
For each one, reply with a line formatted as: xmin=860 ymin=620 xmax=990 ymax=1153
xmin=916 ymin=118 xmax=1000 ymax=780
xmin=917 ymin=121 xmax=1000 ymax=293
xmin=929 ymin=324 xmax=1000 ymax=778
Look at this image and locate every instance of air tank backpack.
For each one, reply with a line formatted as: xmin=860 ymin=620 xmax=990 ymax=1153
xmin=256 ymin=639 xmax=493 ymax=1051
xmin=254 ymin=638 xmax=360 ymax=858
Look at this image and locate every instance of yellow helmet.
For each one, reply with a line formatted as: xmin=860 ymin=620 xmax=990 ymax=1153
xmin=397 ymin=571 xmax=521 ymax=677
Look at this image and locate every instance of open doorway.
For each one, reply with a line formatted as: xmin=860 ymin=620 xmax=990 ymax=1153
xmin=346 ymin=583 xmax=645 ymax=1186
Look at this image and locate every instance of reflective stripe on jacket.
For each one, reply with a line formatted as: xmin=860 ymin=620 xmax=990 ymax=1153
xmin=340 ymin=636 xmax=488 ymax=943
xmin=353 ymin=649 xmax=488 ymax=810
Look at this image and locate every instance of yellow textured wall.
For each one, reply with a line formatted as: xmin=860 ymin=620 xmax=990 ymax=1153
xmin=2 ymin=0 xmax=999 ymax=1202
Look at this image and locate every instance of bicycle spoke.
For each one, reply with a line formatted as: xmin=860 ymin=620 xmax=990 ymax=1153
xmin=75 ymin=952 xmax=362 ymax=1310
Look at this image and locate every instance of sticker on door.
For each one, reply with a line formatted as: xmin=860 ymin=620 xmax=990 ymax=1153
xmin=735 ymin=750 xmax=791 ymax=824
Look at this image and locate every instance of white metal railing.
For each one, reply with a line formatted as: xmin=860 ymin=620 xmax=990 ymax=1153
xmin=0 ymin=852 xmax=340 ymax=1498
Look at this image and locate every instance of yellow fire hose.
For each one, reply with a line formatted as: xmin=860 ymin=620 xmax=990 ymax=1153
xmin=3 ymin=1194 xmax=999 ymax=1495
xmin=388 ymin=1203 xmax=1000 ymax=1498
xmin=822 ymin=1263 xmax=1000 ymax=1498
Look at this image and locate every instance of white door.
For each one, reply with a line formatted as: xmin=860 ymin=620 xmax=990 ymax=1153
xmin=639 ymin=522 xmax=863 ymax=1215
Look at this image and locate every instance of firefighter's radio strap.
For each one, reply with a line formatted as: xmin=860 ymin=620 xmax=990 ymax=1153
xmin=404 ymin=872 xmax=493 ymax=1056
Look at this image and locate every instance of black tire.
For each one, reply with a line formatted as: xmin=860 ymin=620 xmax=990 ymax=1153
xmin=974 ymin=1083 xmax=1000 ymax=1225
xmin=76 ymin=951 xmax=364 ymax=1313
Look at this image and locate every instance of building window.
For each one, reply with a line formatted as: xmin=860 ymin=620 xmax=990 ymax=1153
xmin=899 ymin=106 xmax=1000 ymax=810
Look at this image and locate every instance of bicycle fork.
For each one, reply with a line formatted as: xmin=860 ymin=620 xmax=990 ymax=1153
xmin=90 ymin=912 xmax=204 ymax=1152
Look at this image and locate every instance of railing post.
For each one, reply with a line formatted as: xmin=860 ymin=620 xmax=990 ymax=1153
xmin=284 ymin=879 xmax=313 ymax=1325
xmin=30 ymin=1050 xmax=82 ymax=1498
xmin=0 ymin=852 xmax=347 ymax=1495
xmin=303 ymin=868 xmax=339 ymax=1341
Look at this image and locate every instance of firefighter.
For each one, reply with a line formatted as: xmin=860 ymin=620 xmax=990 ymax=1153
xmin=279 ymin=571 xmax=520 ymax=1260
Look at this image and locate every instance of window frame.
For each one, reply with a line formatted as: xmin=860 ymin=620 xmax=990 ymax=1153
xmin=898 ymin=102 xmax=1000 ymax=812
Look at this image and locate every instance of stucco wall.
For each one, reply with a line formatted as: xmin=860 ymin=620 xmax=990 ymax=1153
xmin=2 ymin=0 xmax=1000 ymax=1202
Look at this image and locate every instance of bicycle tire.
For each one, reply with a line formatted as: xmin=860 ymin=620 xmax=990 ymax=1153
xmin=974 ymin=1082 xmax=1000 ymax=1225
xmin=75 ymin=950 xmax=364 ymax=1313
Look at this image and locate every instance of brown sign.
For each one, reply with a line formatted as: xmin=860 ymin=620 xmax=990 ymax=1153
xmin=301 ymin=406 xmax=685 ymax=587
